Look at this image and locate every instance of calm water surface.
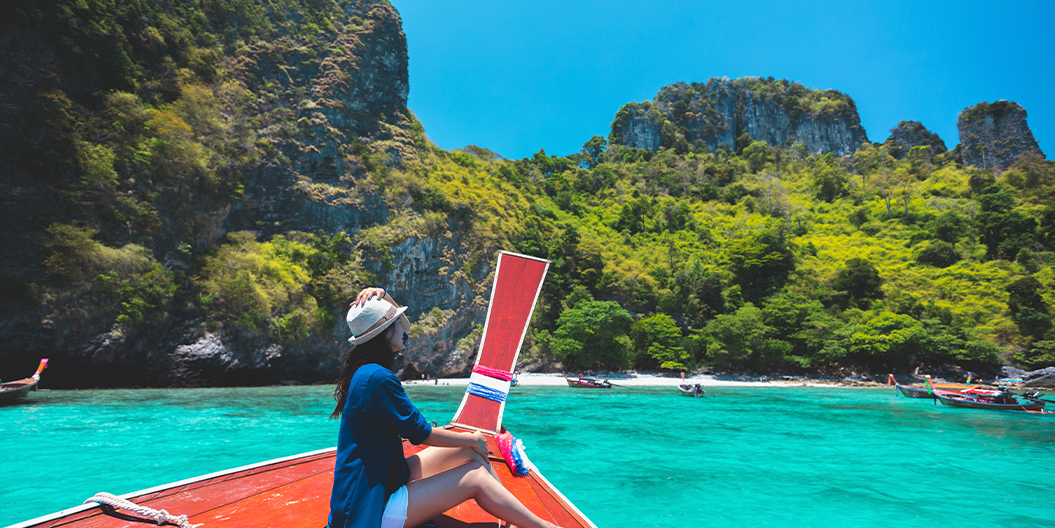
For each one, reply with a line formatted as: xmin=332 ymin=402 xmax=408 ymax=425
xmin=2 ymin=385 xmax=1054 ymax=527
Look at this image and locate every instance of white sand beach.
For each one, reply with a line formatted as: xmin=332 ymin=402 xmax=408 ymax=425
xmin=405 ymin=372 xmax=851 ymax=388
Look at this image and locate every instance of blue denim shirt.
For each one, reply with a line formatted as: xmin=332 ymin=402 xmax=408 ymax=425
xmin=327 ymin=364 xmax=432 ymax=528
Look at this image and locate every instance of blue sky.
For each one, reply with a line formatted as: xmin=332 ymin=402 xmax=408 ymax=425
xmin=393 ymin=1 xmax=1054 ymax=161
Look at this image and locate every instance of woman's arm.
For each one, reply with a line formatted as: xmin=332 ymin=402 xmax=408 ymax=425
xmin=422 ymin=427 xmax=490 ymax=459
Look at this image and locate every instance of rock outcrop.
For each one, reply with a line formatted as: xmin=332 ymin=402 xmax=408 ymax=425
xmin=957 ymin=101 xmax=1045 ymax=169
xmin=224 ymin=4 xmax=419 ymax=238
xmin=882 ymin=121 xmax=947 ymax=159
xmin=610 ymin=78 xmax=868 ymax=157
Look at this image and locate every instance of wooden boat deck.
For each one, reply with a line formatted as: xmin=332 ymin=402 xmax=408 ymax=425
xmin=13 ymin=429 xmax=593 ymax=528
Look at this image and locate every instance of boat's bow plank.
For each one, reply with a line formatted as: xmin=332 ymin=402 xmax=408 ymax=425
xmin=24 ymin=451 xmax=336 ymax=528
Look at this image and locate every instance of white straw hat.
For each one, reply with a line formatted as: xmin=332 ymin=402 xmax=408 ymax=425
xmin=346 ymin=295 xmax=410 ymax=345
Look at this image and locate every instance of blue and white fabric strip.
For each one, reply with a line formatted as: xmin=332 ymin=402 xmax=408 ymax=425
xmin=467 ymin=382 xmax=507 ymax=403
xmin=468 ymin=372 xmax=511 ymax=394
xmin=510 ymin=439 xmax=527 ymax=475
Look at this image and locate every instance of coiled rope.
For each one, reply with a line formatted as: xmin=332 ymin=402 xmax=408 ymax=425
xmin=84 ymin=492 xmax=203 ymax=528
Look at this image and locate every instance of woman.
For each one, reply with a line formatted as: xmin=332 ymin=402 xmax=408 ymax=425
xmin=327 ymin=287 xmax=560 ymax=528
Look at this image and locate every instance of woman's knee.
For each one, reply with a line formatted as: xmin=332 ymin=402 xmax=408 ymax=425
xmin=465 ymin=447 xmax=488 ymax=465
xmin=460 ymin=461 xmax=493 ymax=488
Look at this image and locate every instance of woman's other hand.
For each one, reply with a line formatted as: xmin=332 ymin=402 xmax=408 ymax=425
xmin=470 ymin=431 xmax=490 ymax=459
xmin=351 ymin=287 xmax=386 ymax=306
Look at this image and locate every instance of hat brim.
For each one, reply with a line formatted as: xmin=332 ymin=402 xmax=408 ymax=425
xmin=381 ymin=292 xmax=411 ymax=331
xmin=348 ymin=305 xmax=409 ymax=345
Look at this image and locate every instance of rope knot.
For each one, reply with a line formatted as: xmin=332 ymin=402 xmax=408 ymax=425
xmin=84 ymin=492 xmax=203 ymax=528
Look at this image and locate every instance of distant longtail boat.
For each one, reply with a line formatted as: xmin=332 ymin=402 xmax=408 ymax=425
xmin=892 ymin=374 xmax=971 ymax=399
xmin=0 ymin=358 xmax=48 ymax=404
xmin=565 ymin=376 xmax=612 ymax=389
xmin=11 ymin=252 xmax=596 ymax=528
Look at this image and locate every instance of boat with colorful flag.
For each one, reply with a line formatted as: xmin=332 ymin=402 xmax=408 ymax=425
xmin=934 ymin=386 xmax=1046 ymax=412
xmin=0 ymin=358 xmax=48 ymax=404
xmin=890 ymin=374 xmax=972 ymax=399
xmin=11 ymin=251 xmax=597 ymax=528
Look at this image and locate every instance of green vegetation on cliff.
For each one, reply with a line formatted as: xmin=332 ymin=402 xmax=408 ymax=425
xmin=386 ymin=134 xmax=1054 ymax=374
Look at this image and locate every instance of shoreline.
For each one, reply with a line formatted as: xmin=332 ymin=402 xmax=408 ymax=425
xmin=404 ymin=372 xmax=1053 ymax=390
xmin=405 ymin=372 xmax=870 ymax=388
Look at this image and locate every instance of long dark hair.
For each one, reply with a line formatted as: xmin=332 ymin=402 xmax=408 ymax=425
xmin=330 ymin=331 xmax=395 ymax=420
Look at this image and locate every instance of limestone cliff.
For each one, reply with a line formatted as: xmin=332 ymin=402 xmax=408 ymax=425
xmin=957 ymin=101 xmax=1045 ymax=169
xmin=0 ymin=0 xmax=486 ymax=388
xmin=610 ymin=78 xmax=868 ymax=156
xmin=882 ymin=121 xmax=947 ymax=159
xmin=224 ymin=4 xmax=422 ymax=238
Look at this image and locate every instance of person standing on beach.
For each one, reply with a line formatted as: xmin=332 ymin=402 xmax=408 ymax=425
xmin=327 ymin=287 xmax=561 ymax=528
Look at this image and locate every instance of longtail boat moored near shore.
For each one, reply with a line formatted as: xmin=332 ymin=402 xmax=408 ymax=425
xmin=678 ymin=383 xmax=710 ymax=398
xmin=934 ymin=387 xmax=1046 ymax=412
xmin=565 ymin=376 xmax=612 ymax=389
xmin=0 ymin=358 xmax=48 ymax=404
xmin=891 ymin=374 xmax=971 ymax=399
xmin=11 ymin=252 xmax=597 ymax=528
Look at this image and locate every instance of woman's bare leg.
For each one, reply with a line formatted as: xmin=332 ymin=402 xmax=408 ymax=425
xmin=404 ymin=461 xmax=558 ymax=528
xmin=407 ymin=445 xmax=500 ymax=481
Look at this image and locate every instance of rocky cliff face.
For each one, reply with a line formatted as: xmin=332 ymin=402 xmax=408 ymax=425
xmin=225 ymin=4 xmax=419 ymax=238
xmin=610 ymin=78 xmax=868 ymax=156
xmin=0 ymin=1 xmax=490 ymax=387
xmin=882 ymin=121 xmax=947 ymax=159
xmin=957 ymin=101 xmax=1045 ymax=169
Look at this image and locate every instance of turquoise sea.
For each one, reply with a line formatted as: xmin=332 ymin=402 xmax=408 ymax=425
xmin=2 ymin=385 xmax=1054 ymax=527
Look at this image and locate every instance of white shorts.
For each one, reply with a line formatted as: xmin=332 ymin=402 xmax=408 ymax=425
xmin=381 ymin=485 xmax=408 ymax=528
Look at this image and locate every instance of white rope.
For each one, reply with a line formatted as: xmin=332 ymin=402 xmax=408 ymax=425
xmin=84 ymin=492 xmax=204 ymax=528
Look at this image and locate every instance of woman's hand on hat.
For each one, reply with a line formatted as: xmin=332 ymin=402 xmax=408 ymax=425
xmin=351 ymin=287 xmax=386 ymax=306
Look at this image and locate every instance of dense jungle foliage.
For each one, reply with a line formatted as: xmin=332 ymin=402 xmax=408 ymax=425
xmin=7 ymin=0 xmax=1055 ymax=377
xmin=429 ymin=140 xmax=1055 ymax=375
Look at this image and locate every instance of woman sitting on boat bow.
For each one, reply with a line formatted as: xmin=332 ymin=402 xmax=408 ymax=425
xmin=327 ymin=287 xmax=561 ymax=528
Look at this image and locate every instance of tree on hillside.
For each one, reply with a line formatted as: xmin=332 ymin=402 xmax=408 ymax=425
xmin=725 ymin=228 xmax=794 ymax=302
xmin=743 ymin=141 xmax=771 ymax=172
xmin=976 ymin=185 xmax=1036 ymax=260
xmin=813 ymin=158 xmax=850 ymax=202
xmin=631 ymin=313 xmax=688 ymax=370
xmin=846 ymin=312 xmax=922 ymax=368
xmin=852 ymin=142 xmax=894 ymax=193
xmin=546 ymin=301 xmax=633 ymax=370
xmin=833 ymin=258 xmax=882 ymax=307
xmin=580 ymin=136 xmax=607 ymax=169
xmin=670 ymin=259 xmax=725 ymax=325
xmin=615 ymin=196 xmax=654 ymax=235
xmin=1006 ymin=276 xmax=1052 ymax=338
xmin=926 ymin=210 xmax=972 ymax=243
xmin=697 ymin=303 xmax=791 ymax=371
xmin=915 ymin=241 xmax=962 ymax=268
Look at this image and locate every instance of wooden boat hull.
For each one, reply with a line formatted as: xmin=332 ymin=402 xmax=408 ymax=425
xmin=895 ymin=384 xmax=935 ymax=398
xmin=0 ymin=378 xmax=38 ymax=402
xmin=935 ymin=392 xmax=1045 ymax=412
xmin=565 ymin=378 xmax=611 ymax=389
xmin=678 ymin=384 xmax=707 ymax=397
xmin=1 ymin=360 xmax=48 ymax=404
xmin=11 ymin=427 xmax=595 ymax=528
